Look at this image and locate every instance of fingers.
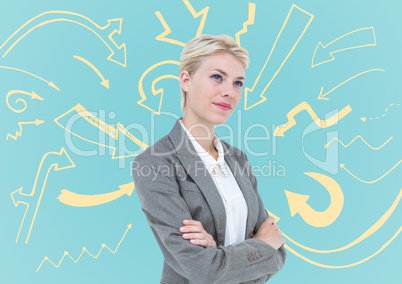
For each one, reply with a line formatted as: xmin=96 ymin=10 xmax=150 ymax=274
xmin=180 ymin=220 xmax=217 ymax=248
xmin=179 ymin=225 xmax=203 ymax=233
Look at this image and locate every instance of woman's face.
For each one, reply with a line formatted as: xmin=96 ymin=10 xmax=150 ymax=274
xmin=180 ymin=52 xmax=245 ymax=127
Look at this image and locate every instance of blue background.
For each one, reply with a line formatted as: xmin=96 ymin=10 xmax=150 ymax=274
xmin=1 ymin=0 xmax=401 ymax=283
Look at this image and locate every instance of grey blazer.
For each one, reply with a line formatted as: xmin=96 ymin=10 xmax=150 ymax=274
xmin=132 ymin=118 xmax=286 ymax=284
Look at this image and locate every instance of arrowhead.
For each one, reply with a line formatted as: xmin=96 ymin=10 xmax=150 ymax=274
xmin=339 ymin=164 xmax=345 ymax=168
xmin=127 ymin=224 xmax=132 ymax=229
xmin=31 ymin=91 xmax=44 ymax=101
xmin=273 ymin=126 xmax=285 ymax=137
xmin=360 ymin=117 xmax=367 ymax=122
xmin=54 ymin=147 xmax=76 ymax=171
xmin=317 ymin=87 xmax=329 ymax=100
xmin=101 ymin=79 xmax=109 ymax=89
xmin=120 ymin=181 xmax=135 ymax=196
xmin=324 ymin=143 xmax=328 ymax=148
xmin=284 ymin=190 xmax=310 ymax=217
xmin=10 ymin=187 xmax=24 ymax=206
xmin=244 ymin=88 xmax=266 ymax=110
xmin=48 ymin=81 xmax=60 ymax=91
xmin=137 ymin=90 xmax=163 ymax=115
xmin=34 ymin=119 xmax=45 ymax=126
xmin=311 ymin=42 xmax=335 ymax=68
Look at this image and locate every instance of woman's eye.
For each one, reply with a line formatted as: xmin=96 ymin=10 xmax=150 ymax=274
xmin=234 ymin=81 xmax=243 ymax=87
xmin=211 ymin=74 xmax=222 ymax=81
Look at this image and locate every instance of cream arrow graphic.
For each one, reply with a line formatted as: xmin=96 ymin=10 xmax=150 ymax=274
xmin=317 ymin=69 xmax=385 ymax=100
xmin=57 ymin=181 xmax=134 ymax=207
xmin=73 ymin=55 xmax=109 ymax=89
xmin=340 ymin=160 xmax=402 ymax=184
xmin=0 ymin=66 xmax=60 ymax=90
xmin=54 ymin=104 xmax=148 ymax=159
xmin=244 ymin=4 xmax=314 ymax=110
xmin=155 ymin=0 xmax=209 ymax=46
xmin=6 ymin=90 xmax=44 ymax=113
xmin=274 ymin=101 xmax=352 ymax=137
xmin=285 ymin=226 xmax=401 ymax=269
xmin=311 ymin=27 xmax=377 ymax=68
xmin=272 ymin=188 xmax=402 ymax=267
xmin=282 ymin=188 xmax=402 ymax=253
xmin=36 ymin=223 xmax=132 ymax=272
xmin=6 ymin=119 xmax=44 ymax=141
xmin=0 ymin=11 xmax=126 ymax=67
xmin=361 ymin=102 xmax=400 ymax=122
xmin=325 ymin=135 xmax=393 ymax=150
xmin=137 ymin=60 xmax=180 ymax=115
xmin=10 ymin=147 xmax=75 ymax=243
xmin=284 ymin=172 xmax=344 ymax=227
xmin=235 ymin=2 xmax=256 ymax=46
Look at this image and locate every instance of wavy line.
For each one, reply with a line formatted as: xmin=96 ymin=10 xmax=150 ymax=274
xmin=235 ymin=2 xmax=256 ymax=46
xmin=6 ymin=119 xmax=44 ymax=141
xmin=325 ymin=135 xmax=393 ymax=150
xmin=36 ymin=224 xmax=131 ymax=272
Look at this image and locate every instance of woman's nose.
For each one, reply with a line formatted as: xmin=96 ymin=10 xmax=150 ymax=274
xmin=221 ymin=82 xmax=234 ymax=97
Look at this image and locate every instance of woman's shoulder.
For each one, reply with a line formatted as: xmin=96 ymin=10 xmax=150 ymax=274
xmin=133 ymin=134 xmax=177 ymax=165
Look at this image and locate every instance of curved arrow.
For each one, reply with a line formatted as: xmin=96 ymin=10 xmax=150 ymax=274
xmin=274 ymin=101 xmax=352 ymax=137
xmin=281 ymin=188 xmax=402 ymax=253
xmin=10 ymin=147 xmax=75 ymax=243
xmin=0 ymin=11 xmax=126 ymax=67
xmin=361 ymin=102 xmax=400 ymax=122
xmin=285 ymin=172 xmax=344 ymax=227
xmin=6 ymin=119 xmax=44 ymax=141
xmin=317 ymin=69 xmax=385 ymax=100
xmin=6 ymin=90 xmax=44 ymax=113
xmin=137 ymin=60 xmax=180 ymax=115
xmin=73 ymin=55 xmax=109 ymax=88
xmin=57 ymin=181 xmax=134 ymax=207
xmin=340 ymin=160 xmax=401 ymax=184
xmin=312 ymin=27 xmax=377 ymax=68
xmin=285 ymin=225 xmax=401 ymax=269
xmin=0 ymin=66 xmax=60 ymax=90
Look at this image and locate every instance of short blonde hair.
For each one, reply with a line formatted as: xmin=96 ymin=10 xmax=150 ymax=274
xmin=180 ymin=34 xmax=249 ymax=112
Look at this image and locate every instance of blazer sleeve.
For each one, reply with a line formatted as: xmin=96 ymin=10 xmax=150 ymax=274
xmin=241 ymin=151 xmax=287 ymax=282
xmin=132 ymin=150 xmax=285 ymax=284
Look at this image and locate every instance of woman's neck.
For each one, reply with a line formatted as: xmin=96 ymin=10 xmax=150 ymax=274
xmin=181 ymin=116 xmax=217 ymax=157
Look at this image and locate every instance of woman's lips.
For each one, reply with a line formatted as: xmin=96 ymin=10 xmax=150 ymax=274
xmin=213 ymin=102 xmax=232 ymax=111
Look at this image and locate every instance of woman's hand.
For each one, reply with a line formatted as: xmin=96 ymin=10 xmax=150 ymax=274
xmin=252 ymin=217 xmax=284 ymax=250
xmin=180 ymin=219 xmax=217 ymax=248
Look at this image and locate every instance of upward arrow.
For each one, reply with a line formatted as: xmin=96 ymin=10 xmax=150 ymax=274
xmin=11 ymin=147 xmax=75 ymax=243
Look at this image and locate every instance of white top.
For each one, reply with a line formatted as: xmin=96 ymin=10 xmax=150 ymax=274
xmin=179 ymin=119 xmax=248 ymax=246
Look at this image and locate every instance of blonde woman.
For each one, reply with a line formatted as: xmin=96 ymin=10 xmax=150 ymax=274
xmin=132 ymin=34 xmax=286 ymax=284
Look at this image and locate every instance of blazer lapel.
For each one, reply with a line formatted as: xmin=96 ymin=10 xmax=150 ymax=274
xmin=168 ymin=118 xmax=227 ymax=246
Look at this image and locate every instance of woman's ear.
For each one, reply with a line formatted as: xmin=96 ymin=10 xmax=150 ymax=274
xmin=180 ymin=70 xmax=190 ymax=93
